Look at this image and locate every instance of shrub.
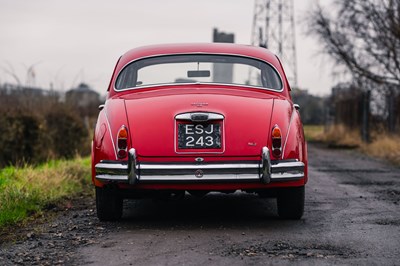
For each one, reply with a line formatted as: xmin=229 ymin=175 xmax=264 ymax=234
xmin=45 ymin=106 xmax=88 ymax=158
xmin=0 ymin=112 xmax=45 ymax=166
xmin=0 ymin=94 xmax=91 ymax=167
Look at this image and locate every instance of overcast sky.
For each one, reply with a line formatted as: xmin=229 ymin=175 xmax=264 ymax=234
xmin=0 ymin=0 xmax=334 ymax=96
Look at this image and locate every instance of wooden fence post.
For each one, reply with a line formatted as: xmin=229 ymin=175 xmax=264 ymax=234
xmin=361 ymin=90 xmax=370 ymax=142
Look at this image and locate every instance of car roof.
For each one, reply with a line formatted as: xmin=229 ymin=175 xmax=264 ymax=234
xmin=118 ymin=43 xmax=281 ymax=70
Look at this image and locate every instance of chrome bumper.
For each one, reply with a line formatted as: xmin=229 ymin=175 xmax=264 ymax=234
xmin=95 ymin=147 xmax=305 ymax=184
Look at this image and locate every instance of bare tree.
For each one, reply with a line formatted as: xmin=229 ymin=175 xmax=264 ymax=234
xmin=308 ymin=0 xmax=400 ymax=88
xmin=1 ymin=62 xmax=22 ymax=87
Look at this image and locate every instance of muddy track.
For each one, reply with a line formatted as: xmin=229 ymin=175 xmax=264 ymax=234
xmin=1 ymin=143 xmax=399 ymax=265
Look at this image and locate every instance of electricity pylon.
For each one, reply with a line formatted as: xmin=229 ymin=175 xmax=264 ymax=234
xmin=250 ymin=0 xmax=298 ymax=87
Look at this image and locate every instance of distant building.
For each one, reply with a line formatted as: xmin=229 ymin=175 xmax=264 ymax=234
xmin=66 ymin=83 xmax=100 ymax=109
xmin=66 ymin=83 xmax=101 ymax=118
xmin=213 ymin=28 xmax=235 ymax=43
xmin=212 ymin=28 xmax=235 ymax=84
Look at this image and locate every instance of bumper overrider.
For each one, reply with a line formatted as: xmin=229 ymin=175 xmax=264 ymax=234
xmin=95 ymin=147 xmax=305 ymax=185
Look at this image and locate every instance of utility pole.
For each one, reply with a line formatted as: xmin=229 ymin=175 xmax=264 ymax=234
xmin=250 ymin=0 xmax=298 ymax=87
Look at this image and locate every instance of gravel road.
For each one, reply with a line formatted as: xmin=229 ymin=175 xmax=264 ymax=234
xmin=1 ymin=143 xmax=399 ymax=265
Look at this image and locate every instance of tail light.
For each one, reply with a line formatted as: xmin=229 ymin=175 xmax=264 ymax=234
xmin=117 ymin=126 xmax=128 ymax=158
xmin=271 ymin=124 xmax=282 ymax=158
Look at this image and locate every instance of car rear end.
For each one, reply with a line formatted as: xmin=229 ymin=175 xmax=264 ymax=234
xmin=92 ymin=44 xmax=307 ymax=221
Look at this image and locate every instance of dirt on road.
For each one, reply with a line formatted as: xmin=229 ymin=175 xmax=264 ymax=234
xmin=1 ymin=143 xmax=399 ymax=265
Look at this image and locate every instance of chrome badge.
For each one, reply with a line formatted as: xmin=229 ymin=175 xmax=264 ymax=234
xmin=191 ymin=102 xmax=208 ymax=107
xmin=195 ymin=169 xmax=204 ymax=178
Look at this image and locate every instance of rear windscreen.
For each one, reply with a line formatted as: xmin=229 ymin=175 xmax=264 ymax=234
xmin=115 ymin=54 xmax=282 ymax=91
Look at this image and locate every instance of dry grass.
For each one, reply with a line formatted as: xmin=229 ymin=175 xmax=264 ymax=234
xmin=305 ymin=124 xmax=400 ymax=166
xmin=303 ymin=125 xmax=325 ymax=142
xmin=361 ymin=135 xmax=400 ymax=165
xmin=317 ymin=124 xmax=363 ymax=148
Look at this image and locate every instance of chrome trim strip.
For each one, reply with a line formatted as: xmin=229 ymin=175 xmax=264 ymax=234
xmin=96 ymin=175 xmax=128 ymax=182
xmin=104 ymin=108 xmax=118 ymax=160
xmin=95 ymin=163 xmax=128 ymax=177
xmin=270 ymin=172 xmax=304 ymax=181
xmin=139 ymin=163 xmax=259 ymax=170
xmin=139 ymin=174 xmax=260 ymax=182
xmin=175 ymin=112 xmax=224 ymax=121
xmin=272 ymin=161 xmax=304 ymax=173
xmin=281 ymin=106 xmax=296 ymax=160
xmin=271 ymin=160 xmax=305 ymax=181
xmin=115 ymin=82 xmax=280 ymax=93
xmin=96 ymin=163 xmax=127 ymax=170
xmin=113 ymin=52 xmax=284 ymax=93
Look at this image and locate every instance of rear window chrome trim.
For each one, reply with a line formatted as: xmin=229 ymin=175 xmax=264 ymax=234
xmin=175 ymin=112 xmax=225 ymax=121
xmin=113 ymin=52 xmax=284 ymax=93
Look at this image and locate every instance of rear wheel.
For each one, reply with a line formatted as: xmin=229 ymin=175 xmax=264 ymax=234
xmin=277 ymin=186 xmax=304 ymax=219
xmin=96 ymin=186 xmax=123 ymax=221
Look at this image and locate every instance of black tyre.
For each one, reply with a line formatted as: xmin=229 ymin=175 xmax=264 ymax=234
xmin=277 ymin=186 xmax=304 ymax=220
xmin=96 ymin=186 xmax=123 ymax=221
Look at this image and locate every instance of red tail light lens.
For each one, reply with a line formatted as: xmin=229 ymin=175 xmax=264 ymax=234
xmin=118 ymin=139 xmax=127 ymax=150
xmin=117 ymin=126 xmax=128 ymax=158
xmin=118 ymin=149 xmax=127 ymax=158
xmin=271 ymin=125 xmax=282 ymax=158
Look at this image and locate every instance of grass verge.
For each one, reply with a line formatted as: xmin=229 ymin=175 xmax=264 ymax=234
xmin=0 ymin=157 xmax=92 ymax=228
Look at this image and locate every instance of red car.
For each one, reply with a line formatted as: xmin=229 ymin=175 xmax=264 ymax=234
xmin=92 ymin=43 xmax=308 ymax=221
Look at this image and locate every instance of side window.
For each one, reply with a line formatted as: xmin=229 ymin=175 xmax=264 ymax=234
xmin=116 ymin=64 xmax=137 ymax=89
xmin=261 ymin=66 xmax=282 ymax=90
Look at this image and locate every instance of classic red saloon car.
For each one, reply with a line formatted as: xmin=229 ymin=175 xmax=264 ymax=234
xmin=92 ymin=43 xmax=308 ymax=221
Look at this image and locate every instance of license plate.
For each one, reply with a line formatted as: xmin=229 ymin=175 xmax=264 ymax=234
xmin=178 ymin=123 xmax=221 ymax=149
